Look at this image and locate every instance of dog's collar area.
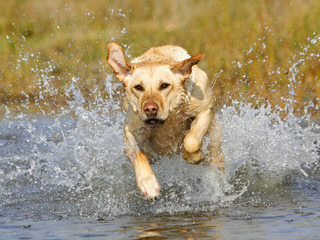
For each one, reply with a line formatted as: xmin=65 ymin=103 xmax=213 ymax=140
xmin=144 ymin=118 xmax=165 ymax=126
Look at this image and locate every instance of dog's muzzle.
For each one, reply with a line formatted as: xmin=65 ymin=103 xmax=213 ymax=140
xmin=143 ymin=101 xmax=165 ymax=126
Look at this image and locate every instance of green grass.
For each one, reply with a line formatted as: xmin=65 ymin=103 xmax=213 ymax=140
xmin=0 ymin=0 xmax=319 ymax=119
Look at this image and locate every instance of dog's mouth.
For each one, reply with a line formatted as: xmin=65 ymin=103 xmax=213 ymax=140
xmin=144 ymin=118 xmax=165 ymax=126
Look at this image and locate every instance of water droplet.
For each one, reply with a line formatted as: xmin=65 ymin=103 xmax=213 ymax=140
xmin=310 ymin=38 xmax=317 ymax=44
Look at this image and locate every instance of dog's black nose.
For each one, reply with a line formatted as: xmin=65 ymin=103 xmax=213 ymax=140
xmin=143 ymin=101 xmax=158 ymax=117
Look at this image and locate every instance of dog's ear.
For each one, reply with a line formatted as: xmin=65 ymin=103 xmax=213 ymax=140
xmin=107 ymin=42 xmax=131 ymax=84
xmin=172 ymin=53 xmax=204 ymax=76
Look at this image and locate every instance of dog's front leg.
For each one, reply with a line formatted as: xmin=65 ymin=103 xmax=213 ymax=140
xmin=182 ymin=109 xmax=212 ymax=164
xmin=124 ymin=123 xmax=160 ymax=199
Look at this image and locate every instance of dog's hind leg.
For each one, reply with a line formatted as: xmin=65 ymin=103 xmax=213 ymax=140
xmin=208 ymin=115 xmax=225 ymax=172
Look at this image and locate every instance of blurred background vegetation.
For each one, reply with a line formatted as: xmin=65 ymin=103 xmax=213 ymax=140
xmin=0 ymin=0 xmax=319 ymax=119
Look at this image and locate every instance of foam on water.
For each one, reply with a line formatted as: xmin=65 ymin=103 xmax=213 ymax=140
xmin=0 ymin=36 xmax=319 ymax=220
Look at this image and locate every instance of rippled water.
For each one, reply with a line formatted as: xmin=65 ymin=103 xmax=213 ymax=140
xmin=1 ymin=93 xmax=319 ymax=238
xmin=1 ymin=37 xmax=320 ymax=239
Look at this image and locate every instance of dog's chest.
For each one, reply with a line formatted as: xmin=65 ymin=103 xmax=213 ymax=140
xmin=147 ymin=113 xmax=191 ymax=154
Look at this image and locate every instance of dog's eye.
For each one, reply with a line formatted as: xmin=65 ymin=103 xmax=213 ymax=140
xmin=160 ymin=82 xmax=170 ymax=90
xmin=134 ymin=84 xmax=144 ymax=91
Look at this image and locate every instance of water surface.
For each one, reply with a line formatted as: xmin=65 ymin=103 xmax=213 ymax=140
xmin=0 ymin=101 xmax=319 ymax=239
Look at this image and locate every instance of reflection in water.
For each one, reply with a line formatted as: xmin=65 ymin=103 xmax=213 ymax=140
xmin=110 ymin=204 xmax=320 ymax=240
xmin=124 ymin=214 xmax=224 ymax=239
xmin=1 ymin=206 xmax=319 ymax=239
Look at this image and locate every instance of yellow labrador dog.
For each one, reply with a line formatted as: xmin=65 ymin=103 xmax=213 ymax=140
xmin=107 ymin=42 xmax=224 ymax=199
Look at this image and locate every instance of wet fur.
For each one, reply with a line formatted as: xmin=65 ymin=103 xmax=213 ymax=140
xmin=107 ymin=43 xmax=224 ymax=199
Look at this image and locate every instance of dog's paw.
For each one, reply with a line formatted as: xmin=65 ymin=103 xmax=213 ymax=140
xmin=183 ymin=134 xmax=201 ymax=153
xmin=182 ymin=149 xmax=204 ymax=164
xmin=136 ymin=172 xmax=161 ymax=199
xmin=133 ymin=151 xmax=161 ymax=199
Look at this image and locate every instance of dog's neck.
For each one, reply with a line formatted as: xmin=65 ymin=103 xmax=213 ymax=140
xmin=145 ymin=111 xmax=191 ymax=155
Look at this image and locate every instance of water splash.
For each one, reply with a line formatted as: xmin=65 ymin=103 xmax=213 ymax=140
xmin=0 ymin=36 xmax=319 ymax=220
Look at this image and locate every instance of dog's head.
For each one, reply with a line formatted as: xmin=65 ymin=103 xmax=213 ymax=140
xmin=107 ymin=42 xmax=203 ymax=125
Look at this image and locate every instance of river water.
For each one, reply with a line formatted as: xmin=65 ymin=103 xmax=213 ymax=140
xmin=1 ymin=39 xmax=320 ymax=239
xmin=0 ymin=99 xmax=319 ymax=239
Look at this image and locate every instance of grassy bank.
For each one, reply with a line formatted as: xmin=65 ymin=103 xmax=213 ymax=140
xmin=0 ymin=0 xmax=319 ymax=118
